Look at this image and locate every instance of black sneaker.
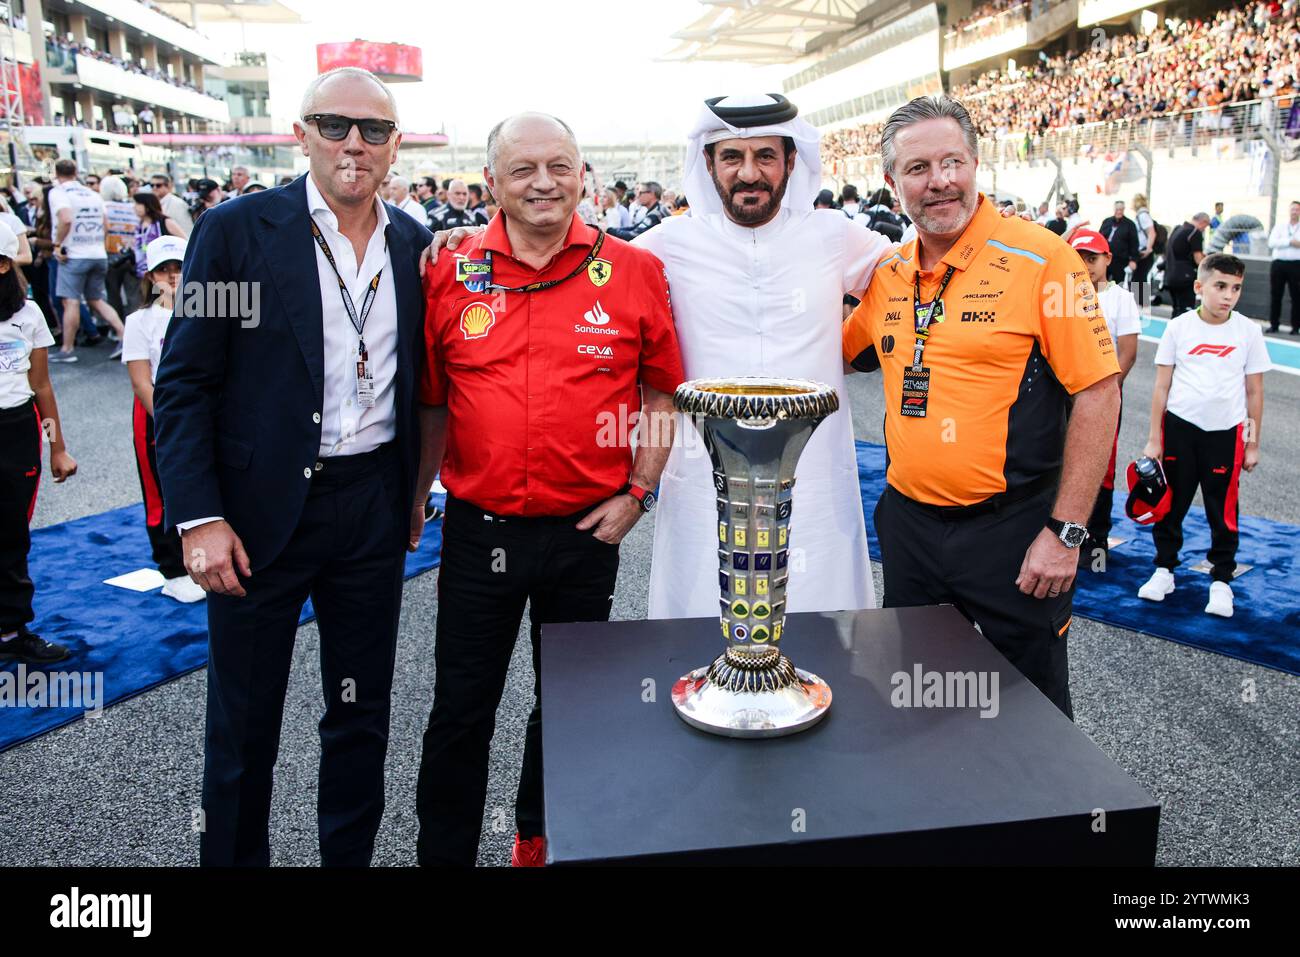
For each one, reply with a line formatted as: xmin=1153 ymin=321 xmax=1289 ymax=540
xmin=0 ymin=628 xmax=71 ymax=664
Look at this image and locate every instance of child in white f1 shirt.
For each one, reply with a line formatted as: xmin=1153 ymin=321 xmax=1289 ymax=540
xmin=0 ymin=221 xmax=77 ymax=664
xmin=1069 ymin=228 xmax=1142 ymax=563
xmin=1140 ymin=254 xmax=1270 ymax=617
xmin=121 ymin=235 xmax=202 ymax=603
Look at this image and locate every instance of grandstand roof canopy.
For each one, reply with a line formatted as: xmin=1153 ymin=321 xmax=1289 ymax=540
xmin=661 ymin=0 xmax=875 ymax=65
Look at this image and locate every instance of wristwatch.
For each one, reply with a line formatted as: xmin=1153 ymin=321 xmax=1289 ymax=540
xmin=1047 ymin=518 xmax=1088 ymax=549
xmin=619 ymin=482 xmax=657 ymax=513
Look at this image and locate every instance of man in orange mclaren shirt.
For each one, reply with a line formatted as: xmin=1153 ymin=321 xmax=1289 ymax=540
xmin=409 ymin=113 xmax=684 ymax=866
xmin=843 ymin=95 xmax=1121 ymax=718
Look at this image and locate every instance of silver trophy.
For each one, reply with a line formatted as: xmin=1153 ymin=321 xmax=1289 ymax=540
xmin=670 ymin=377 xmax=838 ymax=738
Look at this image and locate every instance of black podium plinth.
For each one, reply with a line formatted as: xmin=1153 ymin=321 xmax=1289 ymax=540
xmin=541 ymin=606 xmax=1160 ymax=865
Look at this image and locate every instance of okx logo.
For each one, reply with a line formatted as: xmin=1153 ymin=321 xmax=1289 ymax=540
xmin=961 ymin=310 xmax=996 ymax=323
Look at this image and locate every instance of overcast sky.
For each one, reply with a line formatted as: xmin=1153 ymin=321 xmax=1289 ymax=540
xmin=204 ymin=0 xmax=787 ymax=147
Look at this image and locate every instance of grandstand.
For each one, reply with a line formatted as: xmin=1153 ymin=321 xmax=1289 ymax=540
xmin=668 ymin=0 xmax=1300 ymax=238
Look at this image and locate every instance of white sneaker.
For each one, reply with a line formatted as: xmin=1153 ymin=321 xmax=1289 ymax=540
xmin=1205 ymin=581 xmax=1234 ymax=618
xmin=1138 ymin=567 xmax=1175 ymax=601
xmin=161 ymin=575 xmax=205 ymax=603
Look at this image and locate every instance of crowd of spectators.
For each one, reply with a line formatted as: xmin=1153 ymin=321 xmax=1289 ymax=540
xmin=45 ymin=35 xmax=224 ymax=103
xmin=823 ymin=0 xmax=1299 ymax=168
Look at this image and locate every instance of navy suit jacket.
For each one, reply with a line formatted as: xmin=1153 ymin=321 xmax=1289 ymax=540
xmin=153 ymin=174 xmax=432 ymax=572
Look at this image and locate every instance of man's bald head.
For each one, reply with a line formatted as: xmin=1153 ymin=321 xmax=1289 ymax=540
xmin=485 ymin=112 xmax=579 ymax=177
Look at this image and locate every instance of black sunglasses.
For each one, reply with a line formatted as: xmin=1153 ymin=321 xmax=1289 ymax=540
xmin=304 ymin=113 xmax=397 ymax=145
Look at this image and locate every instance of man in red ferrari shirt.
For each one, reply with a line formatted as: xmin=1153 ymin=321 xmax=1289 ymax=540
xmin=411 ymin=112 xmax=684 ymax=867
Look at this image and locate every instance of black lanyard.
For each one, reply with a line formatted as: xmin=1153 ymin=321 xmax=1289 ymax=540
xmin=310 ymin=218 xmax=385 ymax=344
xmin=484 ymin=229 xmax=606 ymax=294
xmin=910 ymin=265 xmax=956 ymax=371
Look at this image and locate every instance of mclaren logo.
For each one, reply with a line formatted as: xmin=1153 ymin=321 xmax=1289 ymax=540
xmin=460 ymin=302 xmax=495 ymax=340
xmin=583 ymin=300 xmax=611 ymax=325
xmin=961 ymin=310 xmax=996 ymax=323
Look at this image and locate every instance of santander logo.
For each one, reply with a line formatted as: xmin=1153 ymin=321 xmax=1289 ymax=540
xmin=583 ymin=301 xmax=611 ymax=326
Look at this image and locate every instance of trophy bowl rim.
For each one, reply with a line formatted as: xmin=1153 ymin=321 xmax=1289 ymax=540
xmin=673 ymin=376 xmax=839 ymax=420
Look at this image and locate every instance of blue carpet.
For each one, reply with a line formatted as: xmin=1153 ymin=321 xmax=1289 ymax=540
xmin=1 ymin=499 xmax=443 ymax=753
xmin=854 ymin=441 xmax=1299 ymax=677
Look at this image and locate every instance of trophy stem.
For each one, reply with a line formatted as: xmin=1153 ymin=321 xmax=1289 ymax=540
xmin=669 ymin=376 xmax=839 ymax=739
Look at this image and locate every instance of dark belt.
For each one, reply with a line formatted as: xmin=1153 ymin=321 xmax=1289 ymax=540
xmin=891 ymin=471 xmax=1058 ymax=522
xmin=311 ymin=441 xmax=397 ymax=484
xmin=445 ymin=492 xmax=604 ymax=526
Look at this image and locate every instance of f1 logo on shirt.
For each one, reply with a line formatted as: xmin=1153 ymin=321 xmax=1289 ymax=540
xmin=1188 ymin=344 xmax=1236 ymax=357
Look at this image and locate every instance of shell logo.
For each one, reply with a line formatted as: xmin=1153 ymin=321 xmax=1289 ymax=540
xmin=460 ymin=302 xmax=495 ymax=340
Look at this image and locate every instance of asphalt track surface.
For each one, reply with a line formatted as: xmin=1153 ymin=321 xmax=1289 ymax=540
xmin=1 ymin=315 xmax=1297 ymax=867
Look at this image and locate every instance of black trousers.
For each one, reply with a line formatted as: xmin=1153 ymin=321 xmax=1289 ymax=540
xmin=1085 ymin=406 xmax=1123 ymax=553
xmin=200 ymin=444 xmax=406 ymax=867
xmin=415 ymin=494 xmax=620 ymax=866
xmin=0 ymin=399 xmax=41 ymax=633
xmin=874 ymin=483 xmax=1074 ymax=719
xmin=1167 ymin=282 xmax=1197 ymax=316
xmin=1268 ymin=259 xmax=1300 ymax=332
xmin=1153 ymin=411 xmax=1243 ymax=583
xmin=131 ymin=399 xmax=185 ymax=579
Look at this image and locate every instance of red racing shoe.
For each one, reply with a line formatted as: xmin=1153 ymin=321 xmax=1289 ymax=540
xmin=510 ymin=834 xmax=546 ymax=867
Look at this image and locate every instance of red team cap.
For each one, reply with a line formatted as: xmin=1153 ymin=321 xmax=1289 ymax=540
xmin=1125 ymin=458 xmax=1173 ymax=525
xmin=1069 ymin=229 xmax=1110 ymax=256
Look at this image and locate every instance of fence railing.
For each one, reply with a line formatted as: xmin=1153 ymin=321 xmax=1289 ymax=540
xmin=978 ymin=99 xmax=1298 ymax=166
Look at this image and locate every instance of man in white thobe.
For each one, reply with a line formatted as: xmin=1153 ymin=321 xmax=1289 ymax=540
xmin=636 ymin=93 xmax=893 ymax=619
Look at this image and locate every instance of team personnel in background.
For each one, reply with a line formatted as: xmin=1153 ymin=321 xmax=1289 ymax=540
xmin=227 ymin=166 xmax=251 ymax=198
xmin=1139 ymin=254 xmax=1269 ymax=618
xmin=412 ymin=112 xmax=683 ymax=868
xmin=101 ymin=175 xmax=140 ymax=321
xmin=416 ymin=176 xmax=439 ymax=220
xmin=149 ymin=173 xmax=194 ymax=237
xmin=1131 ymin=193 xmax=1157 ymax=290
xmin=385 ymin=174 xmax=429 ymax=226
xmin=48 ymin=159 xmax=126 ymax=364
xmin=132 ymin=192 xmax=186 ymax=289
xmin=1098 ymin=200 xmax=1139 ymax=284
xmin=0 ymin=222 xmax=77 ymax=665
xmin=1164 ymin=212 xmax=1210 ymax=317
xmin=609 ymin=181 xmax=668 ymax=239
xmin=429 ymin=179 xmax=486 ymax=231
xmin=600 ymin=186 xmax=631 ymax=232
xmin=153 ymin=67 xmax=432 ymax=866
xmin=843 ymin=95 xmax=1121 ymax=718
xmin=1266 ymin=200 xmax=1300 ymax=334
xmin=1069 ymin=229 xmax=1141 ymax=561
xmin=120 ymin=236 xmax=202 ymax=604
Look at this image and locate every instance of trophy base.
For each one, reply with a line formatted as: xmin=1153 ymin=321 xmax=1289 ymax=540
xmin=671 ymin=658 xmax=832 ymax=739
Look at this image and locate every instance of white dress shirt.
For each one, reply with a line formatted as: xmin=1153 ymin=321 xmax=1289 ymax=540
xmin=307 ymin=172 xmax=399 ymax=458
xmin=1268 ymin=219 xmax=1300 ymax=261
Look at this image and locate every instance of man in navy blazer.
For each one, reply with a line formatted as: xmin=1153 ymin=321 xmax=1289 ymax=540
xmin=153 ymin=67 xmax=432 ymax=866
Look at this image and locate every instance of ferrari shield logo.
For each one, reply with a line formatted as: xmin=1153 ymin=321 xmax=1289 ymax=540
xmin=587 ymin=259 xmax=613 ymax=287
